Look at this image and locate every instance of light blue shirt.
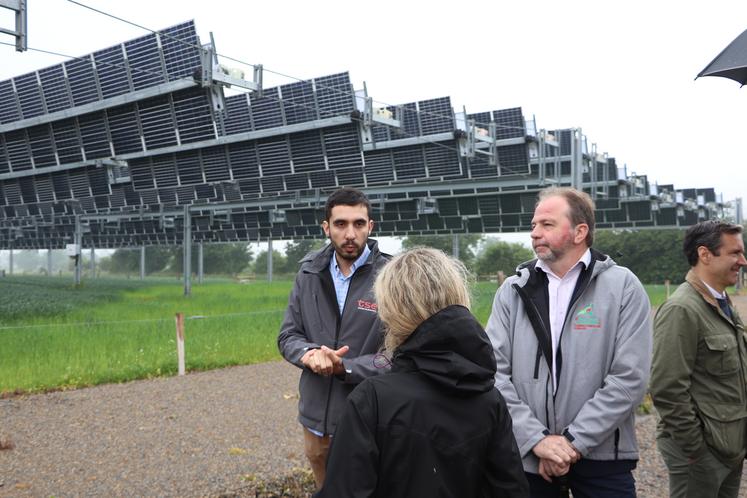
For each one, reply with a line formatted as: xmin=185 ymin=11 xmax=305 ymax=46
xmin=328 ymin=243 xmax=371 ymax=316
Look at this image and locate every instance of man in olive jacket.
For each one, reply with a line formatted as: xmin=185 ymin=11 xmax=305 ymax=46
xmin=651 ymin=220 xmax=747 ymax=498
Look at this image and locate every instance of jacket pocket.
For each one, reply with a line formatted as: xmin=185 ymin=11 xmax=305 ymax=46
xmin=702 ymin=334 xmax=740 ymax=376
xmin=697 ymin=401 xmax=747 ymax=464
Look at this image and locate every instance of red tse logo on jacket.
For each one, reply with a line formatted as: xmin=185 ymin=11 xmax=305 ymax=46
xmin=357 ymin=300 xmax=378 ymax=313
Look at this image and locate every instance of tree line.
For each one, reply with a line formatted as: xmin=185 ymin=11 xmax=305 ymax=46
xmin=99 ymin=239 xmax=327 ymax=276
xmin=35 ymin=228 xmax=743 ymax=283
xmin=401 ymin=229 xmax=746 ymax=285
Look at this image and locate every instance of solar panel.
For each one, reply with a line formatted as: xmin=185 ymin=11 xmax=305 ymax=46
xmin=66 ymin=57 xmax=100 ymax=107
xmin=125 ymin=33 xmax=165 ymax=91
xmin=52 ymin=119 xmax=84 ymax=164
xmin=38 ymin=65 xmax=71 ymax=113
xmin=493 ymin=108 xmax=525 ymax=140
xmin=418 ymin=97 xmax=453 ymax=135
xmin=281 ymin=80 xmax=317 ymax=125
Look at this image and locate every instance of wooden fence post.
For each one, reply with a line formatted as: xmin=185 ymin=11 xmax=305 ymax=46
xmin=497 ymin=271 xmax=506 ymax=286
xmin=175 ymin=312 xmax=185 ymax=376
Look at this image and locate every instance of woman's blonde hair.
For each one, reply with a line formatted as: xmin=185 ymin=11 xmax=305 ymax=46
xmin=374 ymin=247 xmax=472 ymax=353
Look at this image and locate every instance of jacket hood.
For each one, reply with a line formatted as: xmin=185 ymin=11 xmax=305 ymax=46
xmin=392 ymin=305 xmax=497 ymax=395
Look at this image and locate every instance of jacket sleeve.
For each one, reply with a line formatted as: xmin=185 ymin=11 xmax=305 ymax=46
xmin=314 ymin=383 xmax=379 ymax=498
xmin=486 ymin=281 xmax=550 ymax=458
xmin=564 ymin=272 xmax=652 ymax=455
xmin=649 ymin=300 xmax=706 ymax=457
xmin=277 ymin=273 xmax=320 ymax=368
xmin=481 ymin=391 xmax=531 ymax=497
xmin=340 ymin=352 xmax=387 ymax=384
xmin=339 ymin=318 xmax=387 ymax=384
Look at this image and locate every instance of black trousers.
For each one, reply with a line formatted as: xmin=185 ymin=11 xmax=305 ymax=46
xmin=525 ymin=460 xmax=636 ymax=498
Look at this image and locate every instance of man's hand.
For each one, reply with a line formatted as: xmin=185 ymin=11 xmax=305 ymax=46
xmin=538 ymin=458 xmax=570 ymax=482
xmin=301 ymin=345 xmax=350 ymax=376
xmin=532 ymin=435 xmax=580 ymax=481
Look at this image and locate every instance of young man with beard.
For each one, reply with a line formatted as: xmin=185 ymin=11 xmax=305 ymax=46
xmin=486 ymin=187 xmax=652 ymax=497
xmin=650 ymin=220 xmax=747 ymax=497
xmin=277 ymin=187 xmax=390 ymax=490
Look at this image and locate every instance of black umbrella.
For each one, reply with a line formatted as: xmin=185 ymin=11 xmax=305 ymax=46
xmin=697 ymin=28 xmax=747 ymax=85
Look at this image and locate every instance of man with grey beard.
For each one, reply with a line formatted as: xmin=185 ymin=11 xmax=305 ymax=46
xmin=486 ymin=187 xmax=652 ymax=498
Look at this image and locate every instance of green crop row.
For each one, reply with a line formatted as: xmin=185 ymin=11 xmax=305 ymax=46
xmin=0 ymin=276 xmax=667 ymax=395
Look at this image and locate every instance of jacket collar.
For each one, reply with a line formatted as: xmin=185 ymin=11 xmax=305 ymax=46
xmin=685 ymin=269 xmax=728 ymax=308
xmin=685 ymin=269 xmax=744 ymax=327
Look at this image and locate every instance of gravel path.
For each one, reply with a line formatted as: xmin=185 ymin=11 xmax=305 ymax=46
xmin=2 ymin=295 xmax=747 ymax=497
xmin=0 ymin=361 xmax=309 ymax=497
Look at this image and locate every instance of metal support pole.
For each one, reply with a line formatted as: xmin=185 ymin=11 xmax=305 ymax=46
xmin=47 ymin=248 xmax=53 ymax=275
xmin=183 ymin=206 xmax=192 ymax=296
xmin=74 ymin=216 xmax=82 ymax=285
xmin=538 ymin=130 xmax=546 ymax=184
xmin=140 ymin=246 xmax=146 ymax=280
xmin=267 ymin=237 xmax=273 ymax=282
xmin=90 ymin=246 xmax=96 ymax=278
xmin=570 ymin=129 xmax=579 ymax=190
xmin=198 ymin=242 xmax=204 ymax=284
xmin=452 ymin=234 xmax=460 ymax=260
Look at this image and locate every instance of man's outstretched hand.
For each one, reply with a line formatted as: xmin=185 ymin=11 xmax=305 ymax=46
xmin=301 ymin=345 xmax=350 ymax=376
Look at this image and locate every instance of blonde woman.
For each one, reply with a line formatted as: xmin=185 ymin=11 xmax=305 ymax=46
xmin=315 ymin=248 xmax=528 ymax=497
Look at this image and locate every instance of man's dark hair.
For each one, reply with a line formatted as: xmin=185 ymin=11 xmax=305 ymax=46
xmin=538 ymin=187 xmax=596 ymax=246
xmin=324 ymin=187 xmax=372 ymax=221
xmin=683 ymin=220 xmax=743 ymax=266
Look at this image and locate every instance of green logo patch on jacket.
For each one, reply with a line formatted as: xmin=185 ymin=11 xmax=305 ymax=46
xmin=574 ymin=304 xmax=601 ymax=330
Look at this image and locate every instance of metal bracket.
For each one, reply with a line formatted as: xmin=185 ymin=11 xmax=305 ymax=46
xmin=0 ymin=0 xmax=27 ymax=51
xmin=454 ymin=107 xmax=498 ymax=167
xmin=97 ymin=159 xmax=131 ymax=185
xmin=198 ymin=32 xmax=263 ymax=114
xmin=353 ymin=82 xmax=402 ymax=146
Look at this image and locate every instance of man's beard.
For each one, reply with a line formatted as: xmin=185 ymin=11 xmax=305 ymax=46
xmin=535 ymin=248 xmax=559 ymax=262
xmin=533 ymin=236 xmax=573 ymax=263
xmin=334 ymin=240 xmax=364 ymax=261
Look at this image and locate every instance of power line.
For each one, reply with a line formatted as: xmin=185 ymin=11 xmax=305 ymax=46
xmin=0 ymin=40 xmax=166 ymax=80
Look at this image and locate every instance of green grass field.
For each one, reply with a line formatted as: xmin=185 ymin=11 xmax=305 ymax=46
xmin=0 ymin=276 xmax=668 ymax=395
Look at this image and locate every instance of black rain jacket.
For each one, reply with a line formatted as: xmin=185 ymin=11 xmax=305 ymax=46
xmin=315 ymin=305 xmax=529 ymax=498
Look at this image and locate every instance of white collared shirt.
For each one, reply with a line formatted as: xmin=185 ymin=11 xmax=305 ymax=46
xmin=535 ymin=248 xmax=592 ymax=392
xmin=702 ymin=281 xmax=727 ymax=300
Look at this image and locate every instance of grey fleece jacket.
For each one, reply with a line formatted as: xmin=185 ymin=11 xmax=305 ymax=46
xmin=485 ymin=249 xmax=652 ymax=473
xmin=277 ymin=239 xmax=390 ymax=435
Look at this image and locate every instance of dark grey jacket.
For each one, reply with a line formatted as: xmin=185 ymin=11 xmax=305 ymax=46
xmin=278 ymin=239 xmax=390 ymax=435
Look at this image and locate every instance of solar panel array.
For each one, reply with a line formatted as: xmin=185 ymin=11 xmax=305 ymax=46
xmin=0 ymin=21 xmax=734 ymax=250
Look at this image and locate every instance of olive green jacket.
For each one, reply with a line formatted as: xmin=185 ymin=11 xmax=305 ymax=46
xmin=650 ymin=270 xmax=747 ymax=468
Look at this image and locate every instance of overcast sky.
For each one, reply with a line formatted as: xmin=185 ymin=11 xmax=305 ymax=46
xmin=1 ymin=0 xmax=746 ymax=254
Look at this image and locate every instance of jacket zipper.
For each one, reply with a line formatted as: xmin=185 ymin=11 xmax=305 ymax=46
xmin=321 ymin=263 xmax=370 ymax=435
